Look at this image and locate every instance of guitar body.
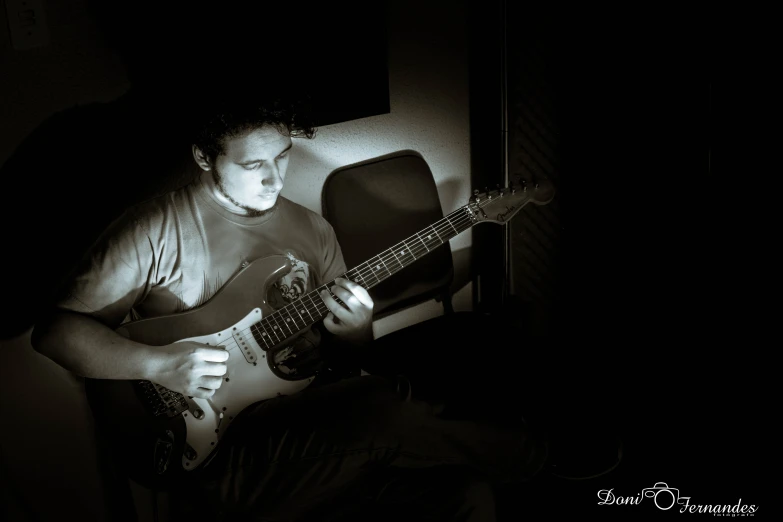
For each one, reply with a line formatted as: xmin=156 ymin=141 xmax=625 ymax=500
xmin=85 ymin=255 xmax=317 ymax=490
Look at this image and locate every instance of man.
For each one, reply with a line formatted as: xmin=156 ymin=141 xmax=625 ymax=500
xmin=30 ymin=91 xmax=548 ymax=520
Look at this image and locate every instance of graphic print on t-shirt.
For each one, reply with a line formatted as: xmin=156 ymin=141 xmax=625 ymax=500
xmin=267 ymin=250 xmax=312 ymax=310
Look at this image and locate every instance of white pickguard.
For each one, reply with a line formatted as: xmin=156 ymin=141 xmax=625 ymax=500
xmin=176 ymin=308 xmax=314 ymax=470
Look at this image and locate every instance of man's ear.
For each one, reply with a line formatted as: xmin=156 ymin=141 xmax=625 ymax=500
xmin=192 ymin=145 xmax=212 ymax=171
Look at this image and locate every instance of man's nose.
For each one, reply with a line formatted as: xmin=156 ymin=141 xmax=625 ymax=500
xmin=261 ymin=165 xmax=283 ymax=190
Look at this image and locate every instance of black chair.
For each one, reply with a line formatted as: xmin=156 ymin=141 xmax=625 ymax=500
xmin=320 ymin=150 xmax=509 ymax=517
xmin=322 ymin=150 xmax=457 ymax=319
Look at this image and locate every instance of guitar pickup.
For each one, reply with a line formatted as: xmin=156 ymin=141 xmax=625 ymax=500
xmin=232 ymin=327 xmax=261 ymax=365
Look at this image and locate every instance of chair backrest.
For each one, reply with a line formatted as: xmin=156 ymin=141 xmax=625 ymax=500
xmin=322 ymin=151 xmax=454 ymax=319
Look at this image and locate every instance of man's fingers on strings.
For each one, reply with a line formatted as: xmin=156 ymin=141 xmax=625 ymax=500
xmin=320 ymin=289 xmax=351 ymax=322
xmin=335 ymin=278 xmax=373 ymax=309
xmin=330 ymin=284 xmax=362 ymax=310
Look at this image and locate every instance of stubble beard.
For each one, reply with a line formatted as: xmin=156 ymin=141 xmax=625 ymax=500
xmin=212 ymin=167 xmax=277 ymax=217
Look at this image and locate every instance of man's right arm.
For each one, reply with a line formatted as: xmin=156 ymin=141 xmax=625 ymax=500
xmin=33 ymin=210 xmax=228 ymax=398
xmin=31 ymin=310 xmax=161 ymax=381
xmin=31 ymin=310 xmax=229 ymax=399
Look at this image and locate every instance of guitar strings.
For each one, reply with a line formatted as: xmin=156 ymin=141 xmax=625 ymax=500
xmin=247 ymin=193 xmax=515 ymax=349
xmin=236 ymin=191 xmax=524 ymax=351
xmin=250 ymin=209 xmax=476 ymax=348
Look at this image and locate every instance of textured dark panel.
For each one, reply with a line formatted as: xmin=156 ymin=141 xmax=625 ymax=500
xmin=506 ymin=27 xmax=562 ymax=336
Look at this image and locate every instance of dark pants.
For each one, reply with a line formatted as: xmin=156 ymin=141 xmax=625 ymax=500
xmin=182 ymin=312 xmax=558 ymax=521
xmin=192 ymin=374 xmax=545 ymax=521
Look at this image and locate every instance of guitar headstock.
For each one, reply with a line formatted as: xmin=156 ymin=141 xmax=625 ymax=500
xmin=467 ymin=175 xmax=555 ymax=224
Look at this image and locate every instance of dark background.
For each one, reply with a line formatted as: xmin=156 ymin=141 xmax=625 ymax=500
xmin=1 ymin=0 xmax=767 ymax=518
xmin=470 ymin=2 xmax=766 ymax=514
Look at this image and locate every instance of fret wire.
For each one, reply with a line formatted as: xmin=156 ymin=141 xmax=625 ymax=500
xmin=355 ymin=263 xmax=381 ymax=285
xmin=251 ymin=324 xmax=272 ymax=350
xmin=434 ymin=218 xmax=459 ymax=238
xmin=288 ymin=302 xmax=308 ymax=330
xmin=446 ymin=216 xmax=459 ymax=234
xmin=417 ymin=230 xmax=440 ymax=250
xmin=376 ymin=255 xmax=393 ymax=276
xmin=278 ymin=308 xmax=296 ymax=335
xmin=299 ymin=297 xmax=316 ymax=323
xmin=267 ymin=313 xmax=287 ymax=340
xmin=367 ymin=256 xmax=390 ymax=279
xmin=360 ymin=261 xmax=380 ymax=286
xmin=383 ymin=242 xmax=419 ymax=267
xmin=403 ymin=240 xmax=419 ymax=259
xmin=261 ymin=316 xmax=280 ymax=344
xmin=388 ymin=248 xmax=404 ymax=269
xmin=307 ymin=293 xmax=327 ymax=318
xmin=430 ymin=225 xmax=443 ymax=242
xmin=349 ymin=267 xmax=368 ymax=287
xmin=434 ymin=213 xmax=471 ymax=238
xmin=415 ymin=232 xmax=431 ymax=252
xmin=261 ymin=317 xmax=282 ymax=344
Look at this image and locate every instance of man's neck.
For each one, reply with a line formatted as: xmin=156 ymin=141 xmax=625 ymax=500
xmin=199 ymin=170 xmax=247 ymax=215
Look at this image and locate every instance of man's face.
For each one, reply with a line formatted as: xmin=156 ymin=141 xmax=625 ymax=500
xmin=211 ymin=126 xmax=293 ymax=214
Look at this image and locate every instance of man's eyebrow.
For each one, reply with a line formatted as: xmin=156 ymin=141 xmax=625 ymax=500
xmin=236 ymin=143 xmax=294 ymax=165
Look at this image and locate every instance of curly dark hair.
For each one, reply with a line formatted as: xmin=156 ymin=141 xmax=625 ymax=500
xmin=191 ymin=87 xmax=317 ymax=163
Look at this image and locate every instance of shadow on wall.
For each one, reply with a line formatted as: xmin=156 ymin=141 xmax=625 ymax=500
xmin=0 ymin=93 xmax=200 ymax=340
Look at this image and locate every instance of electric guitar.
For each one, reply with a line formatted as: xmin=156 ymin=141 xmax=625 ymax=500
xmin=85 ymin=176 xmax=555 ymax=489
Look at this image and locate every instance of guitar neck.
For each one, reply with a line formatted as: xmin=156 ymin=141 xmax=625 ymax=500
xmin=248 ymin=205 xmax=475 ymax=350
xmin=339 ymin=205 xmax=474 ymax=291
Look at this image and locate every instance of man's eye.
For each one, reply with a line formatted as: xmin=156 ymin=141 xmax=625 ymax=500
xmin=277 ymin=152 xmax=288 ymax=160
xmin=243 ymin=164 xmax=259 ymax=170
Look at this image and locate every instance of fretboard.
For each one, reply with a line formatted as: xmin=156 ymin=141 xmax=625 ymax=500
xmin=248 ymin=205 xmax=475 ymax=351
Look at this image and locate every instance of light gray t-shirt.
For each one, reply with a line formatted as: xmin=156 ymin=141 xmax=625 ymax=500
xmin=57 ymin=177 xmax=346 ymax=341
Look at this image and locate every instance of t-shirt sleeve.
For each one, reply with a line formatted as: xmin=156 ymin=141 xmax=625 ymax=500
xmin=54 ymin=210 xmax=156 ymax=330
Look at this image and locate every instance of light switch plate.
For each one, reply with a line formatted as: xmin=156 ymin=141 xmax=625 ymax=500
xmin=5 ymin=0 xmax=50 ymax=50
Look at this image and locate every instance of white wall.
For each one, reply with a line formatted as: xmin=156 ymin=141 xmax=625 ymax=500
xmin=0 ymin=1 xmax=475 ymax=521
xmin=283 ymin=0 xmax=475 ymax=334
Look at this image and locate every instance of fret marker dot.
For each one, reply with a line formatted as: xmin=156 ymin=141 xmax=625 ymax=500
xmin=427 ymin=235 xmax=432 ymax=240
xmin=376 ymin=265 xmax=380 ymax=270
xmin=301 ymin=310 xmax=305 ymax=314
